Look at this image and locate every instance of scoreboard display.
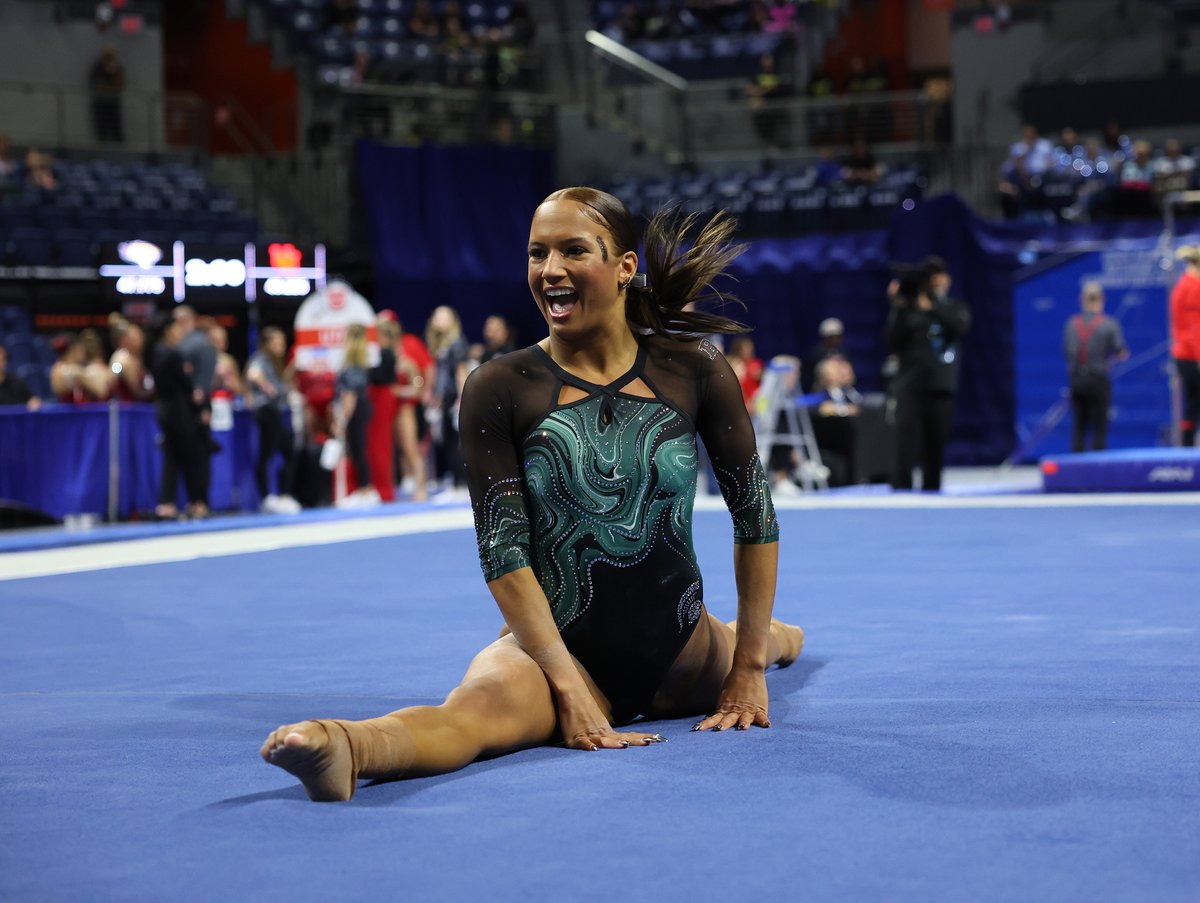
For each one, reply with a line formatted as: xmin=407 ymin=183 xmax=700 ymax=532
xmin=99 ymin=239 xmax=327 ymax=305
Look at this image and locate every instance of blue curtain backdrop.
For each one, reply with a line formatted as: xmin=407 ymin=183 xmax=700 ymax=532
xmin=356 ymin=144 xmax=1195 ymax=465
xmin=357 ymin=140 xmax=557 ymax=338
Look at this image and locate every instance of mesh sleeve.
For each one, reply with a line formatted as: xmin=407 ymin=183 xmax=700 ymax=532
xmin=459 ymin=363 xmax=533 ymax=581
xmin=694 ymin=340 xmax=779 ymax=544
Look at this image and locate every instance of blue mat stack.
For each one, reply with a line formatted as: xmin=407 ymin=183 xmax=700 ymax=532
xmin=1041 ymin=448 xmax=1200 ymax=492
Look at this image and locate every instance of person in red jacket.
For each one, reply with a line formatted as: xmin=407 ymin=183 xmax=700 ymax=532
xmin=1171 ymin=246 xmax=1200 ymax=446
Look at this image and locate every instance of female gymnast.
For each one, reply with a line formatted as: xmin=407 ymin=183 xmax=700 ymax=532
xmin=261 ymin=188 xmax=803 ymax=801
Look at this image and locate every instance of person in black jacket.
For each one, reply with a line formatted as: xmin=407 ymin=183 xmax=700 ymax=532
xmin=885 ymin=256 xmax=971 ymax=491
xmin=149 ymin=318 xmax=207 ymax=519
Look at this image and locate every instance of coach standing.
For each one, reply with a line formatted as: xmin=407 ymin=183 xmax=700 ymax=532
xmin=1171 ymin=246 xmax=1200 ymax=447
xmin=1063 ymin=282 xmax=1128 ymax=452
xmin=886 ymin=256 xmax=972 ymax=491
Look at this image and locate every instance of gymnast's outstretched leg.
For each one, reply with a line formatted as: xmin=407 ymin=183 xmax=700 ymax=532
xmin=261 ymin=636 xmax=558 ymax=801
xmin=261 ymin=635 xmax=662 ymax=801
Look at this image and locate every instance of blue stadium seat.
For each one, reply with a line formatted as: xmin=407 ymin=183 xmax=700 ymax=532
xmin=3 ymin=334 xmax=36 ymax=367
xmin=7 ymin=227 xmax=54 ymax=266
xmin=786 ymin=187 xmax=827 ymax=232
xmin=0 ymin=207 xmax=37 ymax=230
xmin=16 ymin=363 xmax=52 ymax=400
xmin=77 ymin=209 xmax=114 ymax=232
xmin=56 ymin=229 xmax=94 ymax=267
xmin=0 ymin=305 xmax=32 ymax=334
xmin=31 ymin=334 xmax=56 ymax=367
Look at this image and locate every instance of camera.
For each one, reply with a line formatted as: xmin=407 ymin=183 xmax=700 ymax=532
xmin=890 ymin=262 xmax=930 ymax=307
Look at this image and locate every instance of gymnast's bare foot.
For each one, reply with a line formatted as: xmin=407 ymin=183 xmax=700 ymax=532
xmin=260 ymin=720 xmax=356 ymax=802
xmin=727 ymin=618 xmax=804 ymax=667
xmin=772 ymin=619 xmax=804 ymax=667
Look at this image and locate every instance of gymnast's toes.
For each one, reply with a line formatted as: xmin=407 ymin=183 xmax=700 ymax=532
xmin=774 ymin=620 xmax=804 ymax=666
xmin=260 ymin=721 xmax=356 ymax=802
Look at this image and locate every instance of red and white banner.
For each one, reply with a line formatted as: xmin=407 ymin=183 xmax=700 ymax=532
xmin=292 ymin=279 xmax=380 ymax=374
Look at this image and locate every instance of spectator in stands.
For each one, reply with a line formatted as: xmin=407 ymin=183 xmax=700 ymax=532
xmin=746 ymin=54 xmax=789 ymax=151
xmin=886 ymin=256 xmax=971 ymax=492
xmin=1102 ymin=119 xmax=1131 ymax=163
xmin=426 ymin=304 xmax=471 ymax=493
xmin=390 ymin=314 xmax=434 ymax=502
xmin=205 ymin=320 xmax=245 ymax=398
xmin=408 ymin=0 xmax=441 ymax=39
xmin=481 ymin=314 xmax=518 ymax=363
xmin=50 ymin=330 xmax=112 ymax=402
xmin=1056 ymin=127 xmax=1081 ymax=158
xmin=108 ymin=315 xmax=153 ymax=402
xmin=1063 ymin=281 xmax=1128 ymax=453
xmin=1063 ymin=138 xmax=1116 ymax=222
xmin=607 ymin=3 xmax=646 ymax=42
xmin=842 ymin=135 xmax=881 ymax=186
xmin=88 ymin=46 xmax=125 ymax=144
xmin=325 ymin=0 xmax=357 ymax=32
xmin=1154 ymin=139 xmax=1195 ymax=198
xmin=809 ymin=356 xmax=862 ymax=487
xmin=805 ymin=68 xmax=838 ymax=147
xmin=246 ymin=326 xmax=301 ymax=514
xmin=650 ymin=0 xmax=698 ymax=37
xmin=149 ymin=317 xmax=207 ymax=520
xmin=333 ymin=323 xmax=380 ymax=507
xmin=440 ymin=9 xmax=474 ymax=85
xmin=0 ymin=345 xmax=42 ymax=410
xmin=1116 ymin=140 xmax=1156 ymax=216
xmin=725 ymin=335 xmax=763 ymax=407
xmin=999 ymin=124 xmax=1052 ymax=219
xmin=505 ymin=0 xmax=536 ymax=44
xmin=24 ymin=149 xmax=57 ymax=191
xmin=813 ymin=144 xmax=843 ymax=186
xmin=804 ymin=317 xmax=845 ymax=390
xmin=763 ymin=0 xmax=799 ymax=34
xmin=1170 ymin=246 xmax=1200 ymax=447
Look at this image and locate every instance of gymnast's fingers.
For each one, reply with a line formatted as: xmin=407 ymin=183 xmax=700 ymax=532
xmin=619 ymin=731 xmax=667 ymax=746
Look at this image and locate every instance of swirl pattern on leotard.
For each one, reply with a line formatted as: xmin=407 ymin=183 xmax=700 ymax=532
xmin=522 ymin=393 xmax=700 ymax=630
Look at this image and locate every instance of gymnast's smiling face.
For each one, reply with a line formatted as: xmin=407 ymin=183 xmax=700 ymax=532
xmin=527 ymin=199 xmax=636 ymax=342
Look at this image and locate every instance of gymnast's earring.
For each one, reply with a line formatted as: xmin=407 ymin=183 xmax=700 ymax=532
xmin=622 ymin=272 xmax=648 ymax=291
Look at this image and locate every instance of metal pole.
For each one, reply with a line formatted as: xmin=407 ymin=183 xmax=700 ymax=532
xmin=107 ymin=399 xmax=120 ymax=523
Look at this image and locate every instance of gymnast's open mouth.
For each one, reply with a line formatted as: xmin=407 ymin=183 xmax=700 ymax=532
xmin=545 ymin=286 xmax=578 ymax=319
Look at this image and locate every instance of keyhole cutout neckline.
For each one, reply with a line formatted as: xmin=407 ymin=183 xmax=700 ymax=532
xmin=534 ymin=341 xmax=651 ymax=398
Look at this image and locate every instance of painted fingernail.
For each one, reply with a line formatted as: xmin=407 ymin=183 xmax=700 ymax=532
xmin=620 ymin=740 xmax=630 ymax=747
xmin=590 ymin=745 xmax=598 ymax=751
xmin=713 ymin=725 xmax=723 ymax=732
xmin=737 ymin=723 xmax=747 ymax=731
xmin=691 ymin=723 xmax=702 ymax=731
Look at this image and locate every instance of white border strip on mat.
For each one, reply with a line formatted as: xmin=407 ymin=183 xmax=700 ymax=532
xmin=0 ymin=509 xmax=475 ymax=582
xmin=2 ymin=493 xmax=1198 ymax=582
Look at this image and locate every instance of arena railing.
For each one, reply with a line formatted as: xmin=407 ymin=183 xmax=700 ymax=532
xmin=0 ymin=81 xmax=209 ymax=155
xmin=317 ymin=81 xmax=558 ymax=149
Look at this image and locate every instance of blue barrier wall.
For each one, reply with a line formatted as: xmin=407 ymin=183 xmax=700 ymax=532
xmin=0 ymin=404 xmax=259 ymax=519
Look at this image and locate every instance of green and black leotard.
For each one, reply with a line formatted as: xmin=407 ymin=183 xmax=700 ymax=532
xmin=459 ymin=336 xmax=778 ymax=723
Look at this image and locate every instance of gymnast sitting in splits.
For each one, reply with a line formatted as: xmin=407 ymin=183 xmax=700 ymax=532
xmin=261 ymin=187 xmax=804 ymax=801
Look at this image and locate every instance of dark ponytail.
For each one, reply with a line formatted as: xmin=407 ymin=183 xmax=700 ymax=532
xmin=632 ymin=206 xmax=748 ymax=338
xmin=540 ymin=187 xmax=750 ymax=339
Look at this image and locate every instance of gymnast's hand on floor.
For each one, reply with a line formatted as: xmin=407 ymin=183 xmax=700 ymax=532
xmin=692 ymin=666 xmax=771 ymax=732
xmin=558 ymin=693 xmax=667 ymax=751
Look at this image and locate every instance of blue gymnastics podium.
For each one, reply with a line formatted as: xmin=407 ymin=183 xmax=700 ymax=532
xmin=1041 ymin=448 xmax=1200 ymax=492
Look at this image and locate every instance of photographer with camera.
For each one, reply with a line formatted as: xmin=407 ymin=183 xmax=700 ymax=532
xmin=885 ymin=256 xmax=972 ymax=491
